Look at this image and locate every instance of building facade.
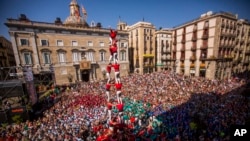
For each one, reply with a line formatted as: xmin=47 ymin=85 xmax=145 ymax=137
xmin=155 ymin=29 xmax=172 ymax=71
xmin=171 ymin=11 xmax=250 ymax=79
xmin=127 ymin=21 xmax=156 ymax=74
xmin=5 ymin=0 xmax=129 ymax=85
xmin=0 ymin=36 xmax=16 ymax=80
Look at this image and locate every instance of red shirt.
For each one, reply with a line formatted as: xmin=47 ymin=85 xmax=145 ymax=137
xmin=115 ymin=83 xmax=122 ymax=90
xmin=109 ymin=46 xmax=117 ymax=54
xmin=107 ymin=102 xmax=113 ymax=110
xmin=116 ymin=103 xmax=124 ymax=111
xmin=110 ymin=29 xmax=117 ymax=39
xmin=106 ymin=65 xmax=112 ymax=73
xmin=130 ymin=117 xmax=135 ymax=123
xmin=113 ymin=64 xmax=120 ymax=72
xmin=106 ymin=83 xmax=111 ymax=91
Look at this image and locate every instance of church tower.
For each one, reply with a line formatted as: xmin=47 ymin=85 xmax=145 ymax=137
xmin=64 ymin=0 xmax=89 ymax=27
xmin=117 ymin=17 xmax=127 ymax=31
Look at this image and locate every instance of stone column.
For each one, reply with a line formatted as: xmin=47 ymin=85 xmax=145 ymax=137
xmin=9 ymin=32 xmax=20 ymax=66
xmin=30 ymin=33 xmax=39 ymax=65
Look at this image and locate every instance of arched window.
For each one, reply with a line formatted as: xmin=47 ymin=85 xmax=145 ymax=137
xmin=42 ymin=52 xmax=51 ymax=64
xmin=72 ymin=51 xmax=81 ymax=63
xmin=86 ymin=51 xmax=95 ymax=62
xmin=23 ymin=52 xmax=32 ymax=65
xmin=58 ymin=52 xmax=66 ymax=64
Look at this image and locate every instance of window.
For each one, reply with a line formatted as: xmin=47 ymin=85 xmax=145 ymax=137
xmin=86 ymin=51 xmax=94 ymax=62
xmin=72 ymin=52 xmax=81 ymax=63
xmin=99 ymin=42 xmax=104 ymax=47
xmin=100 ymin=52 xmax=105 ymax=61
xmin=58 ymin=52 xmax=66 ymax=64
xmin=121 ymin=43 xmax=124 ymax=47
xmin=41 ymin=39 xmax=48 ymax=46
xmin=120 ymin=51 xmax=126 ymax=61
xmin=20 ymin=39 xmax=29 ymax=46
xmin=87 ymin=41 xmax=93 ymax=46
xmin=42 ymin=52 xmax=51 ymax=64
xmin=23 ymin=52 xmax=32 ymax=65
xmin=57 ymin=40 xmax=63 ymax=46
xmin=205 ymin=21 xmax=209 ymax=28
xmin=72 ymin=41 xmax=78 ymax=46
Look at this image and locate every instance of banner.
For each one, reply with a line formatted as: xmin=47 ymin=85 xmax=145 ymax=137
xmin=26 ymin=81 xmax=37 ymax=105
xmin=80 ymin=61 xmax=91 ymax=70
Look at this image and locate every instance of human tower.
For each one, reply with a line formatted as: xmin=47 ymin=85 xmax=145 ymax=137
xmin=105 ymin=29 xmax=124 ymax=122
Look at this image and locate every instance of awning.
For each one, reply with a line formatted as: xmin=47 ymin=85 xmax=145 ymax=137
xmin=200 ymin=63 xmax=206 ymax=68
xmin=156 ymin=63 xmax=164 ymax=66
xmin=143 ymin=54 xmax=154 ymax=57
xmin=190 ymin=64 xmax=195 ymax=68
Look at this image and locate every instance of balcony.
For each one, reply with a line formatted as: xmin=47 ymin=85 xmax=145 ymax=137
xmin=200 ymin=56 xmax=207 ymax=61
xmin=243 ymin=60 xmax=249 ymax=65
xmin=201 ymin=34 xmax=208 ymax=39
xmin=162 ymin=48 xmax=171 ymax=54
xmin=173 ymin=41 xmax=177 ymax=45
xmin=229 ymin=24 xmax=234 ymax=29
xmin=200 ymin=45 xmax=208 ymax=50
xmin=235 ymin=39 xmax=239 ymax=44
xmin=245 ymin=50 xmax=250 ymax=55
xmin=240 ymin=40 xmax=244 ymax=45
xmin=219 ymin=43 xmax=225 ymax=49
xmin=191 ymin=46 xmax=197 ymax=51
xmin=181 ymin=38 xmax=186 ymax=44
xmin=189 ymin=56 xmax=196 ymax=61
xmin=191 ymin=36 xmax=197 ymax=42
xmin=161 ymin=55 xmax=171 ymax=61
xmin=203 ymin=25 xmax=209 ymax=29
xmin=221 ymin=22 xmax=225 ymax=27
xmin=238 ymin=57 xmax=243 ymax=62
xmin=181 ymin=47 xmax=185 ymax=52
xmin=193 ymin=27 xmax=197 ymax=32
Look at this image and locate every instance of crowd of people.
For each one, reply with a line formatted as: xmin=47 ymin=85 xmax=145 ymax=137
xmin=0 ymin=70 xmax=249 ymax=141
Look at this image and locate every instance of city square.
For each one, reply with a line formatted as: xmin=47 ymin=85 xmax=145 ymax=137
xmin=0 ymin=0 xmax=250 ymax=140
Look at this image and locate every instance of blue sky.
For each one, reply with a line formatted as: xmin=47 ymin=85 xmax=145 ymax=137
xmin=0 ymin=0 xmax=250 ymax=40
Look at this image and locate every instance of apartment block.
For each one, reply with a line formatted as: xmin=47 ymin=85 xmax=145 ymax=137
xmin=127 ymin=21 xmax=156 ymax=74
xmin=172 ymin=11 xmax=250 ymax=79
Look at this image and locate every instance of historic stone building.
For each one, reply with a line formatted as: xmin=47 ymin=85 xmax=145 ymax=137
xmin=171 ymin=11 xmax=250 ymax=79
xmin=5 ymin=0 xmax=129 ymax=85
